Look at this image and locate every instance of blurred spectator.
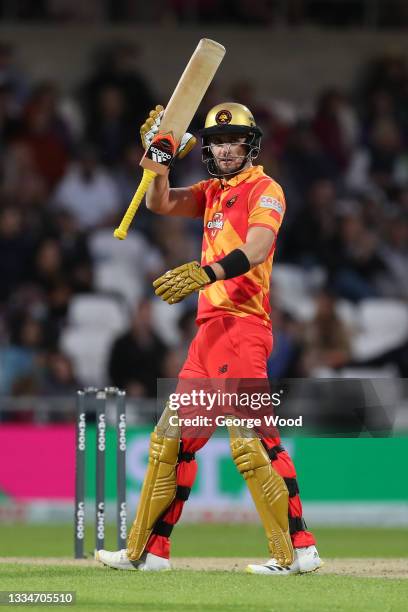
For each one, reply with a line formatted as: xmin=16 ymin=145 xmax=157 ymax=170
xmin=32 ymin=238 xmax=65 ymax=291
xmin=267 ymin=307 xmax=300 ymax=378
xmin=359 ymin=88 xmax=402 ymax=146
xmin=346 ymin=117 xmax=406 ymax=194
xmin=0 ymin=314 xmax=45 ymax=394
xmin=0 ymin=42 xmax=29 ymax=109
xmin=312 ymin=88 xmax=357 ymax=172
xmin=17 ymin=81 xmax=72 ymax=188
xmin=2 ymin=141 xmax=39 ymax=196
xmin=86 ymin=85 xmax=134 ymax=165
xmin=52 ymin=144 xmax=120 ymax=229
xmin=43 ymin=281 xmax=73 ymax=347
xmin=283 ymin=178 xmax=339 ymax=266
xmin=332 ymin=209 xmax=385 ymax=301
xmin=0 ymin=207 xmax=35 ymax=303
xmin=279 ymin=121 xmax=339 ymax=219
xmin=40 ymin=350 xmax=79 ymax=395
xmin=108 ymin=299 xmax=168 ymax=397
xmin=52 ymin=210 xmax=93 ymax=293
xmin=300 ymin=290 xmax=352 ymax=375
xmin=80 ymin=41 xmax=154 ymax=130
xmin=357 ymin=52 xmax=408 ymax=110
xmin=377 ymin=214 xmax=408 ymax=299
xmin=0 ymin=82 xmax=22 ymax=149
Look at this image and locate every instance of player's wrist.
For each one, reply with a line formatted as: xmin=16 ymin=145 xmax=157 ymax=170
xmin=202 ymin=264 xmax=217 ymax=283
xmin=215 ymin=249 xmax=251 ymax=279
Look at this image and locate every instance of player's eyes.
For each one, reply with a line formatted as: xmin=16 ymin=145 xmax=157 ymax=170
xmin=211 ymin=140 xmax=240 ymax=146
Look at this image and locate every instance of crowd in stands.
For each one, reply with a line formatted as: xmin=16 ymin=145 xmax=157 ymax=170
xmin=2 ymin=1 xmax=408 ymax=28
xmin=0 ymin=39 xmax=408 ymax=416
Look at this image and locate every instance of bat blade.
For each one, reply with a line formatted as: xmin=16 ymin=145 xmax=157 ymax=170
xmin=141 ymin=38 xmax=225 ymax=174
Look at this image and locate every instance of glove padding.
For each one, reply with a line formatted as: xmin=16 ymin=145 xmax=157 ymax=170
xmin=153 ymin=261 xmax=212 ymax=304
xmin=140 ymin=105 xmax=196 ymax=159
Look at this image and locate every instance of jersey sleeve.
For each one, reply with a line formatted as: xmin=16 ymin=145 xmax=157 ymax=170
xmin=189 ymin=179 xmax=210 ymax=218
xmin=247 ymin=179 xmax=286 ymax=235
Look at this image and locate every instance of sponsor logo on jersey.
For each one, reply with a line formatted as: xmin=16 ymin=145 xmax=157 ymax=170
xmin=259 ymin=196 xmax=284 ymax=214
xmin=207 ymin=212 xmax=224 ymax=239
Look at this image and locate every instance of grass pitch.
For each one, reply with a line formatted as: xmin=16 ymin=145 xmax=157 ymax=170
xmin=1 ymin=565 xmax=407 ymax=612
xmin=0 ymin=523 xmax=407 ymax=558
xmin=1 ymin=525 xmax=407 ymax=611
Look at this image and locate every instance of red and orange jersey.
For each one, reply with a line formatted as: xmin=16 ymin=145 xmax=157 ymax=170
xmin=190 ymin=165 xmax=286 ymax=327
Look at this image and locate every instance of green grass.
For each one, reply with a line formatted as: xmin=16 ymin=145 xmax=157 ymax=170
xmin=1 ymin=524 xmax=407 ymax=558
xmin=1 ymin=525 xmax=407 ymax=611
xmin=0 ymin=566 xmax=407 ymax=612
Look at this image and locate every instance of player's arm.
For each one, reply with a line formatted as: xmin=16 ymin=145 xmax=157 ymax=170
xmin=145 ymin=175 xmax=203 ymax=217
xmin=152 ymin=227 xmax=275 ymax=304
xmin=206 ymin=185 xmax=286 ymax=280
xmin=210 ymin=226 xmax=275 ymax=280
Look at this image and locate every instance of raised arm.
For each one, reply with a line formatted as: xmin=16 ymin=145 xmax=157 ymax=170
xmin=146 ymin=174 xmax=202 ymax=218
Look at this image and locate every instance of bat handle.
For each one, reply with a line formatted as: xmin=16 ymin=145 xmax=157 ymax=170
xmin=113 ymin=168 xmax=157 ymax=240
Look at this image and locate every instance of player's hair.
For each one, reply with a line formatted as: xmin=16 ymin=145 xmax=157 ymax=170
xmin=199 ymin=102 xmax=262 ymax=177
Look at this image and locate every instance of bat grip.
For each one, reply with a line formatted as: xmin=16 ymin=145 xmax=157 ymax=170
xmin=113 ymin=168 xmax=157 ymax=240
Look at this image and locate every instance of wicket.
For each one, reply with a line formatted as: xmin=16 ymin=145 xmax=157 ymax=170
xmin=74 ymin=386 xmax=127 ymax=559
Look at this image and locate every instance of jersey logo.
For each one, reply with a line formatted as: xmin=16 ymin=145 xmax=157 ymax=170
xmin=259 ymin=195 xmax=283 ymax=214
xmin=226 ymin=195 xmax=238 ymax=208
xmin=207 ymin=212 xmax=224 ymax=239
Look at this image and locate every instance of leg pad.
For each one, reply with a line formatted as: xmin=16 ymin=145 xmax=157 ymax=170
xmin=127 ymin=429 xmax=179 ymax=561
xmin=230 ymin=435 xmax=294 ymax=567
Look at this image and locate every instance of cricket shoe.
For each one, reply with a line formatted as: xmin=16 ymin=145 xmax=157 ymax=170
xmin=95 ymin=549 xmax=171 ymax=571
xmin=246 ymin=545 xmax=323 ymax=575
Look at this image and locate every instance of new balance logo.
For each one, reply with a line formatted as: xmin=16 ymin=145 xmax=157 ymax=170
xmin=218 ymin=364 xmax=228 ymax=374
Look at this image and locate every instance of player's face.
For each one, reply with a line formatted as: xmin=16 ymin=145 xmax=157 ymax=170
xmin=209 ymin=134 xmax=248 ymax=174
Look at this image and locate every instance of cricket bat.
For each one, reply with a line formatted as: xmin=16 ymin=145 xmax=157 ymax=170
xmin=113 ymin=38 xmax=226 ymax=240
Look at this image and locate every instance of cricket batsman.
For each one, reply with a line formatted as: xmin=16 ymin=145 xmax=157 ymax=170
xmin=97 ymin=102 xmax=323 ymax=574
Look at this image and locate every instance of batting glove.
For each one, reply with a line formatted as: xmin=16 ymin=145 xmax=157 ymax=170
xmin=140 ymin=105 xmax=196 ymax=160
xmin=153 ymin=261 xmax=212 ymax=304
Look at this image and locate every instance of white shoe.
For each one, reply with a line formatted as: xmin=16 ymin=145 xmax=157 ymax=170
xmin=95 ymin=549 xmax=171 ymax=571
xmin=246 ymin=545 xmax=323 ymax=575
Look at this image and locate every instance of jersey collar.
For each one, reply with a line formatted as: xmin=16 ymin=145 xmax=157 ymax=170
xmin=220 ymin=165 xmax=264 ymax=188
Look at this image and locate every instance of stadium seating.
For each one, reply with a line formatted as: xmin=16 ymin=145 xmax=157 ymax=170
xmin=60 ymin=294 xmax=128 ymax=386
